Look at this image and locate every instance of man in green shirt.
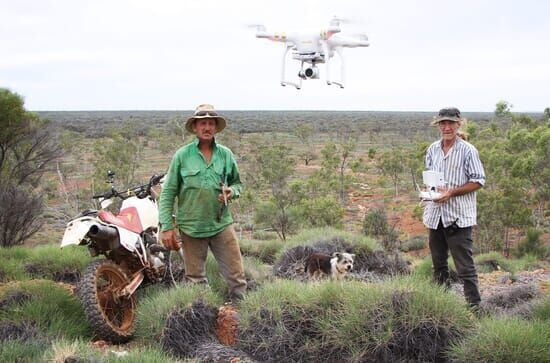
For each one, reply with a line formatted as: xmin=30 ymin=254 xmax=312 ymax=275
xmin=159 ymin=104 xmax=246 ymax=301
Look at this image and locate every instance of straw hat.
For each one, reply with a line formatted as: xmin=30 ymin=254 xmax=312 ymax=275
xmin=185 ymin=104 xmax=226 ymax=133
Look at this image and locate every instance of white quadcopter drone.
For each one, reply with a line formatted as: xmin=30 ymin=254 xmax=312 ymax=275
xmin=254 ymin=17 xmax=369 ymax=89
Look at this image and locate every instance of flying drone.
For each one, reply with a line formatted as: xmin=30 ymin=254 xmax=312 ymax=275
xmin=254 ymin=17 xmax=369 ymax=89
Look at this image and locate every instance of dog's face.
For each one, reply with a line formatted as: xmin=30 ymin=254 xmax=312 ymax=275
xmin=333 ymin=252 xmax=355 ymax=273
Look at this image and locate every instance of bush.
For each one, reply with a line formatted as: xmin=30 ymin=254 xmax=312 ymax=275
xmin=449 ymin=317 xmax=550 ymax=363
xmin=363 ymin=207 xmax=388 ymax=237
xmin=238 ymin=277 xmax=474 ymax=362
xmin=296 ymin=195 xmax=344 ymax=228
xmin=400 ymin=235 xmax=426 ymax=252
xmin=0 ymin=184 xmax=43 ymax=247
xmin=514 ymin=228 xmax=548 ymax=258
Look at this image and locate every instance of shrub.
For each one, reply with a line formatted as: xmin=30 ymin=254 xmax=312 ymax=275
xmin=296 ymin=195 xmax=344 ymax=228
xmin=400 ymin=235 xmax=426 ymax=252
xmin=514 ymin=228 xmax=548 ymax=258
xmin=449 ymin=317 xmax=550 ymax=363
xmin=0 ymin=184 xmax=43 ymax=247
xmin=363 ymin=207 xmax=388 ymax=237
xmin=238 ymin=277 xmax=474 ymax=362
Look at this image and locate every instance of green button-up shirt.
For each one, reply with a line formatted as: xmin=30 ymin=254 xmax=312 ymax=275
xmin=159 ymin=139 xmax=242 ymax=238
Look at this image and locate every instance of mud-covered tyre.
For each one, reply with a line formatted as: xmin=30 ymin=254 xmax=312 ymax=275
xmin=78 ymin=260 xmax=136 ymax=343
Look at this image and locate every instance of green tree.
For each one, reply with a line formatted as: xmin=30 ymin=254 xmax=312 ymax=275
xmin=251 ymin=144 xmax=297 ymax=240
xmin=317 ymin=134 xmax=360 ymax=205
xmin=377 ymin=148 xmax=406 ymax=196
xmin=495 ymin=100 xmax=513 ymax=118
xmin=91 ymin=133 xmax=142 ymax=192
xmin=293 ymin=123 xmax=316 ymax=165
xmin=0 ymin=88 xmax=61 ymax=247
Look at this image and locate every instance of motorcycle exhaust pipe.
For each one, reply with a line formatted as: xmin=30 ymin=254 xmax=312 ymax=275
xmin=88 ymin=224 xmax=118 ymax=241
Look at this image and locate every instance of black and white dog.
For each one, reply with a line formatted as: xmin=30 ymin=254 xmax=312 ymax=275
xmin=305 ymin=252 xmax=355 ymax=280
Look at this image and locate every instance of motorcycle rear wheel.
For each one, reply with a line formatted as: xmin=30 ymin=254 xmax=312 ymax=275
xmin=79 ymin=259 xmax=136 ymax=343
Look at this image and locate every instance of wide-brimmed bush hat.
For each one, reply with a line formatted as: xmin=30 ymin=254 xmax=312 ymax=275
xmin=431 ymin=107 xmax=463 ymax=125
xmin=185 ymin=104 xmax=226 ymax=133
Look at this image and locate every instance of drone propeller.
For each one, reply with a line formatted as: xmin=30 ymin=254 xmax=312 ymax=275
xmin=330 ymin=15 xmax=359 ymax=26
xmin=246 ymin=24 xmax=266 ymax=32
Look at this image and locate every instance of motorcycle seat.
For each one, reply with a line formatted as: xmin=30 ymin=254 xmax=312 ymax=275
xmin=98 ymin=207 xmax=143 ymax=234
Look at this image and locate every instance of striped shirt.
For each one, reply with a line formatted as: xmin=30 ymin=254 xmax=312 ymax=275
xmin=422 ymin=137 xmax=486 ymax=229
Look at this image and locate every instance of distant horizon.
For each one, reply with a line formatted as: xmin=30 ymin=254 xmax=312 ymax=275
xmin=35 ymin=108 xmax=544 ymax=114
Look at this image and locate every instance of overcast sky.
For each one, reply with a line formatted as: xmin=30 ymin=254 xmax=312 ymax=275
xmin=1 ymin=0 xmax=549 ymax=112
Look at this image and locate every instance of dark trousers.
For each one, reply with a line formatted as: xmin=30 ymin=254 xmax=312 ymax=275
xmin=429 ymin=220 xmax=481 ymax=305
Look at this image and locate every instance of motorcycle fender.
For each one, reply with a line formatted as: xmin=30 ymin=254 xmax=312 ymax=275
xmin=60 ymin=219 xmax=96 ymax=248
xmin=117 ymin=227 xmax=139 ymax=252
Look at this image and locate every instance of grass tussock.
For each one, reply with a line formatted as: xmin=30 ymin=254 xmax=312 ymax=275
xmin=532 ymin=295 xmax=550 ymax=321
xmin=284 ymin=227 xmax=378 ymax=251
xmin=274 ymin=231 xmax=409 ymax=281
xmin=475 ymin=252 xmax=548 ymax=274
xmin=480 ymin=284 xmax=539 ymax=316
xmin=161 ymin=299 xmax=251 ymax=361
xmin=134 ymin=283 xmax=222 ymax=342
xmin=0 ymin=280 xmax=90 ymax=339
xmin=449 ymin=317 xmax=550 ymax=363
xmin=238 ymin=277 xmax=474 ymax=362
xmin=41 ymin=338 xmax=176 ymax=363
xmin=414 ymin=256 xmax=459 ymax=281
xmin=240 ymin=238 xmax=285 ymax=264
xmin=0 ymin=245 xmax=92 ymax=283
xmin=0 ymin=337 xmax=49 ymax=363
xmin=205 ymin=253 xmax=273 ymax=298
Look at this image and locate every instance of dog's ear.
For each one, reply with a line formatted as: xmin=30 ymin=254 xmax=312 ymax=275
xmin=333 ymin=252 xmax=341 ymax=258
xmin=350 ymin=254 xmax=356 ymax=258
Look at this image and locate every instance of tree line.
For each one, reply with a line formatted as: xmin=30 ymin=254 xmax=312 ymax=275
xmin=1 ymin=88 xmax=548 ymax=259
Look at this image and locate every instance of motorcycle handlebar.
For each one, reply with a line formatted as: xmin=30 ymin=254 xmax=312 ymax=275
xmin=92 ymin=173 xmax=165 ymax=201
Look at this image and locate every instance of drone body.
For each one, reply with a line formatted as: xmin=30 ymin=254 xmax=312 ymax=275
xmin=255 ymin=18 xmax=369 ymax=89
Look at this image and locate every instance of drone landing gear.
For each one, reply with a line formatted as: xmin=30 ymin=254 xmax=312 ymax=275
xmin=280 ymin=45 xmax=302 ymax=90
xmin=324 ymin=45 xmax=346 ymax=88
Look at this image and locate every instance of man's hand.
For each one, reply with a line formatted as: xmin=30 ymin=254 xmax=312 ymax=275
xmin=434 ymin=189 xmax=453 ymax=203
xmin=161 ymin=229 xmax=181 ymax=251
xmin=218 ymin=186 xmax=232 ymax=204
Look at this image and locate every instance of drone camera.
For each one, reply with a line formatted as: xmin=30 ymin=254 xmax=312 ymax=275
xmin=299 ymin=66 xmax=320 ymax=79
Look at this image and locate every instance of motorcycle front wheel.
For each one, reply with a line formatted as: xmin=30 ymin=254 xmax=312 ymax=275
xmin=79 ymin=260 xmax=136 ymax=343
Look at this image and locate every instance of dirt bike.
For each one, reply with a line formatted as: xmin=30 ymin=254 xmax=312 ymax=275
xmin=61 ymin=171 xmax=181 ymax=343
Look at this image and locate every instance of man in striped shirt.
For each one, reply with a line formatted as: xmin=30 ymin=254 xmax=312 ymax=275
xmin=423 ymin=107 xmax=486 ymax=308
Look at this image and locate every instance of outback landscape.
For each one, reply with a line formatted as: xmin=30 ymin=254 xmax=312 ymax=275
xmin=0 ymin=90 xmax=549 ymax=362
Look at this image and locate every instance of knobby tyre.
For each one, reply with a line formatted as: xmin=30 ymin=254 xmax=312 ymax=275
xmin=78 ymin=259 xmax=136 ymax=343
